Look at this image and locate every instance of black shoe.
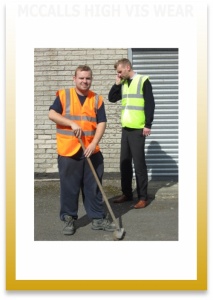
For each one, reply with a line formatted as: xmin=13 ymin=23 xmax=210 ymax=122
xmin=113 ymin=194 xmax=133 ymax=203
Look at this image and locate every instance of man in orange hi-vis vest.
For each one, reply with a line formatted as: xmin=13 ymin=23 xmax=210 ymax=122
xmin=49 ymin=65 xmax=116 ymax=235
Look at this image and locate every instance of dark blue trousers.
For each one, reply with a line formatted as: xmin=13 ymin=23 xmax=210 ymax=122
xmin=58 ymin=150 xmax=105 ymax=221
xmin=120 ymin=127 xmax=148 ymax=200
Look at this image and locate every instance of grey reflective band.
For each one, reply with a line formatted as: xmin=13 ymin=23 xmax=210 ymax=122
xmin=65 ymin=89 xmax=71 ymax=114
xmin=57 ymin=129 xmax=96 ymax=136
xmin=95 ymin=94 xmax=99 ymax=114
xmin=57 ymin=129 xmax=75 ymax=136
xmin=64 ymin=115 xmax=97 ymax=122
xmin=64 ymin=115 xmax=81 ymax=120
xmin=122 ymin=94 xmax=144 ymax=99
xmin=82 ymin=116 xmax=97 ymax=122
xmin=122 ymin=105 xmax=144 ymax=111
xmin=137 ymin=76 xmax=143 ymax=94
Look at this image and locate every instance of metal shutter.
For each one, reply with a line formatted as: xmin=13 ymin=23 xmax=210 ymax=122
xmin=129 ymin=48 xmax=178 ymax=179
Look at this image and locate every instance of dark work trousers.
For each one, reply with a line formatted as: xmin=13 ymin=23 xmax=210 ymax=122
xmin=120 ymin=127 xmax=148 ymax=200
xmin=58 ymin=150 xmax=105 ymax=221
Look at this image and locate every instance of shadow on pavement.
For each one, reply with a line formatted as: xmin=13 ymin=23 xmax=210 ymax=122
xmin=73 ymin=178 xmax=178 ymax=230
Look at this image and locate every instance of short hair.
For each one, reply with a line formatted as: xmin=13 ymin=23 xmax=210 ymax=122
xmin=74 ymin=65 xmax=92 ymax=77
xmin=114 ymin=58 xmax=132 ymax=70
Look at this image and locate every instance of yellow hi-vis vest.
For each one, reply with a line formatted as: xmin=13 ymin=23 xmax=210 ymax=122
xmin=56 ymin=88 xmax=102 ymax=156
xmin=121 ymin=74 xmax=148 ymax=128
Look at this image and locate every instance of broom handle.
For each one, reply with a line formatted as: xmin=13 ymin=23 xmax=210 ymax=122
xmin=78 ymin=138 xmax=119 ymax=229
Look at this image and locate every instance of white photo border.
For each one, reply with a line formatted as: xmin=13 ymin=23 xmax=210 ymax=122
xmin=6 ymin=1 xmax=207 ymax=290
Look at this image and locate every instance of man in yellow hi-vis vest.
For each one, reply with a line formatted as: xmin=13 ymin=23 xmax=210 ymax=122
xmin=108 ymin=58 xmax=155 ymax=209
xmin=49 ymin=65 xmax=116 ymax=235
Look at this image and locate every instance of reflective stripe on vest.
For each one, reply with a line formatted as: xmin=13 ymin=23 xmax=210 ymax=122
xmin=56 ymin=88 xmax=101 ymax=156
xmin=57 ymin=129 xmax=96 ymax=136
xmin=121 ymin=75 xmax=148 ymax=129
xmin=57 ymin=89 xmax=98 ymax=135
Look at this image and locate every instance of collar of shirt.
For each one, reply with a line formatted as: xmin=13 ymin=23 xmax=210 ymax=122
xmin=130 ymin=72 xmax=137 ymax=79
xmin=127 ymin=72 xmax=137 ymax=86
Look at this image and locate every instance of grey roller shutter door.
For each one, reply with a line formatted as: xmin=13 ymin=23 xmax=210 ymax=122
xmin=130 ymin=48 xmax=179 ymax=179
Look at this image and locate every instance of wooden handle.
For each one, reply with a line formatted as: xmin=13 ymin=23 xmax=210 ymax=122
xmin=78 ymin=138 xmax=119 ymax=229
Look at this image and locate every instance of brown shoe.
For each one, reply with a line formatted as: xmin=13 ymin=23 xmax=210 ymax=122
xmin=113 ymin=194 xmax=133 ymax=203
xmin=134 ymin=200 xmax=149 ymax=209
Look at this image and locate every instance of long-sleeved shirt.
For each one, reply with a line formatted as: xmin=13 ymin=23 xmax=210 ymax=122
xmin=108 ymin=78 xmax=155 ymax=129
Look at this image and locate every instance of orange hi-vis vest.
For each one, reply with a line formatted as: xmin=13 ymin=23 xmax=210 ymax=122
xmin=56 ymin=88 xmax=102 ymax=156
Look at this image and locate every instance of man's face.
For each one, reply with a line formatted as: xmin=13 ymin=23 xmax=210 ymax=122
xmin=73 ymin=70 xmax=92 ymax=94
xmin=116 ymin=64 xmax=131 ymax=80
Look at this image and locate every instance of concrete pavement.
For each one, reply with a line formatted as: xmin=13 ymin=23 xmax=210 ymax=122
xmin=34 ymin=175 xmax=178 ymax=241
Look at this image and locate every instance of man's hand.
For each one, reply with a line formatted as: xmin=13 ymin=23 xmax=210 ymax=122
xmin=84 ymin=142 xmax=96 ymax=158
xmin=115 ymin=74 xmax=122 ymax=85
xmin=143 ymin=127 xmax=151 ymax=137
xmin=71 ymin=122 xmax=82 ymax=138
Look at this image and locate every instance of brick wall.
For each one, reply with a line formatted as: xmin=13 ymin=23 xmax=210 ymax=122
xmin=34 ymin=48 xmax=128 ymax=174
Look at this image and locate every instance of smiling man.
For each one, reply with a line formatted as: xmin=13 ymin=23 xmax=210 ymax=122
xmin=48 ymin=65 xmax=116 ymax=236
